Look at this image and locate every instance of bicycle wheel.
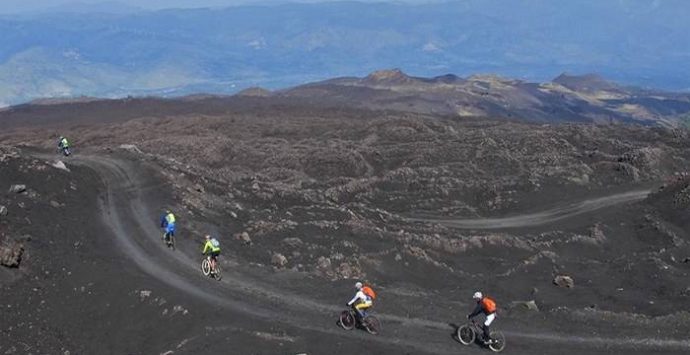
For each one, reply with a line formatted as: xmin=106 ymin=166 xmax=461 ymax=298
xmin=214 ymin=264 xmax=222 ymax=281
xmin=339 ymin=310 xmax=355 ymax=330
xmin=168 ymin=236 xmax=175 ymax=250
xmin=488 ymin=331 xmax=506 ymax=352
xmin=201 ymin=258 xmax=211 ymax=276
xmin=363 ymin=316 xmax=381 ymax=335
xmin=457 ymin=325 xmax=476 ymax=345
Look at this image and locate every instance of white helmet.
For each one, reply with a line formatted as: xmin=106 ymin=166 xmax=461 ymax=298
xmin=473 ymin=291 xmax=483 ymax=300
xmin=355 ymin=282 xmax=363 ymax=290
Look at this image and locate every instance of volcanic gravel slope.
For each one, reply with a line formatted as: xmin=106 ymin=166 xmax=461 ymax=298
xmin=2 ymin=98 xmax=690 ymax=354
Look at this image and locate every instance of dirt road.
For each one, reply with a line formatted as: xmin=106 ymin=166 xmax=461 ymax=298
xmin=62 ymin=152 xmax=689 ymax=354
xmin=411 ymin=190 xmax=650 ymax=229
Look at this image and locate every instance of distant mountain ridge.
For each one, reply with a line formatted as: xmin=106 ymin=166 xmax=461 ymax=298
xmin=0 ymin=0 xmax=689 ymax=106
xmin=7 ymin=69 xmax=690 ymax=127
xmin=272 ymin=69 xmax=690 ymax=126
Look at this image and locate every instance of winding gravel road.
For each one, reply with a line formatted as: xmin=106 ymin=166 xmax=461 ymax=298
xmin=411 ymin=190 xmax=650 ymax=229
xmin=52 ymin=152 xmax=690 ymax=354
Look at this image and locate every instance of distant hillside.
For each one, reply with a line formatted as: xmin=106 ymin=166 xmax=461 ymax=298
xmin=0 ymin=0 xmax=689 ymax=106
xmin=3 ymin=70 xmax=690 ymax=127
xmin=278 ymin=69 xmax=690 ymax=126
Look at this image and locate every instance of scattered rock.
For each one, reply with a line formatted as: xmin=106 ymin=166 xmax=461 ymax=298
xmin=119 ymin=144 xmax=143 ymax=154
xmin=0 ymin=240 xmax=24 ymax=267
xmin=394 ymin=253 xmax=402 ymax=261
xmin=171 ymin=305 xmax=188 ymax=316
xmin=334 ymin=262 xmax=364 ymax=279
xmin=139 ymin=290 xmax=152 ymax=301
xmin=50 ymin=200 xmax=61 ymax=208
xmin=8 ymin=184 xmax=26 ymax=194
xmin=0 ymin=205 xmax=7 ymax=216
xmin=553 ymin=275 xmax=575 ymax=288
xmin=237 ymin=232 xmax=252 ymax=245
xmin=316 ymin=256 xmax=332 ymax=271
xmin=0 ymin=148 xmax=19 ymax=162
xmin=193 ymin=183 xmax=205 ymax=193
xmin=521 ymin=300 xmax=540 ymax=311
xmin=51 ymin=160 xmax=70 ymax=172
xmin=588 ymin=223 xmax=606 ymax=243
xmin=271 ymin=253 xmax=288 ymax=268
xmin=282 ymin=237 xmax=303 ymax=247
xmin=510 ymin=299 xmax=540 ymax=312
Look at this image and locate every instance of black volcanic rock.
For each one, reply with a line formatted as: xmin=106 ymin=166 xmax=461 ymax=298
xmin=2 ymin=92 xmax=690 ymax=354
xmin=0 ymin=240 xmax=23 ymax=268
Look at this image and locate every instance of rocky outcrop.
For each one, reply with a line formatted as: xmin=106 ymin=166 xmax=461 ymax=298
xmin=0 ymin=239 xmax=24 ymax=268
xmin=8 ymin=184 xmax=26 ymax=194
xmin=271 ymin=253 xmax=288 ymax=268
xmin=237 ymin=232 xmax=252 ymax=245
xmin=553 ymin=275 xmax=575 ymax=289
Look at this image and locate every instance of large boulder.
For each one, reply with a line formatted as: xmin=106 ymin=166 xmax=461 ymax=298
xmin=237 ymin=232 xmax=252 ymax=245
xmin=51 ymin=160 xmax=70 ymax=172
xmin=0 ymin=240 xmax=24 ymax=267
xmin=511 ymin=300 xmax=540 ymax=312
xmin=316 ymin=256 xmax=332 ymax=272
xmin=271 ymin=253 xmax=288 ymax=268
xmin=8 ymin=184 xmax=26 ymax=194
xmin=553 ymin=275 xmax=575 ymax=288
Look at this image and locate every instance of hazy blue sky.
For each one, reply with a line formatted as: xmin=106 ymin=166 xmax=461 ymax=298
xmin=1 ymin=0 xmax=438 ymax=13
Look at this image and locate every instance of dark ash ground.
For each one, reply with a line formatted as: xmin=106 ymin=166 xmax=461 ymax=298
xmin=2 ymin=97 xmax=690 ymax=354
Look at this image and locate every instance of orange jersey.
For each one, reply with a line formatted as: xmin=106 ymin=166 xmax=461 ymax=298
xmin=481 ymin=297 xmax=497 ymax=313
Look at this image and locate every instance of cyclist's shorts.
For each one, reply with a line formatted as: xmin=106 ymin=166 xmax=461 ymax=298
xmin=165 ymin=223 xmax=176 ymax=235
xmin=211 ymin=250 xmax=220 ymax=258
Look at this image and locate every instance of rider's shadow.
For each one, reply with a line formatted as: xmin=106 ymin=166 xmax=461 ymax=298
xmin=448 ymin=322 xmax=461 ymax=342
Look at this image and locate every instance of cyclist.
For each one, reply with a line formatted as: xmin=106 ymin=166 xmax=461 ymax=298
xmin=347 ymin=281 xmax=375 ymax=323
xmin=202 ymin=235 xmax=221 ymax=273
xmin=57 ymin=136 xmax=71 ymax=156
xmin=160 ymin=209 xmax=176 ymax=242
xmin=467 ymin=291 xmax=497 ymax=344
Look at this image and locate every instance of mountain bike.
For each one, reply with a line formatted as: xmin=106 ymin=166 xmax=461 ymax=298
xmin=338 ymin=308 xmax=380 ymax=335
xmin=163 ymin=232 xmax=175 ymax=250
xmin=57 ymin=146 xmax=71 ymax=157
xmin=456 ymin=320 xmax=505 ymax=352
xmin=201 ymin=255 xmax=222 ymax=281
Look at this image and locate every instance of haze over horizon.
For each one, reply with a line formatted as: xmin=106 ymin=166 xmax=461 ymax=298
xmin=1 ymin=0 xmax=688 ymax=106
xmin=1 ymin=0 xmax=442 ymax=13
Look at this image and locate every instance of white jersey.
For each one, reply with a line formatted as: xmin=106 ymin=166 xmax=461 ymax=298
xmin=348 ymin=290 xmax=372 ymax=305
